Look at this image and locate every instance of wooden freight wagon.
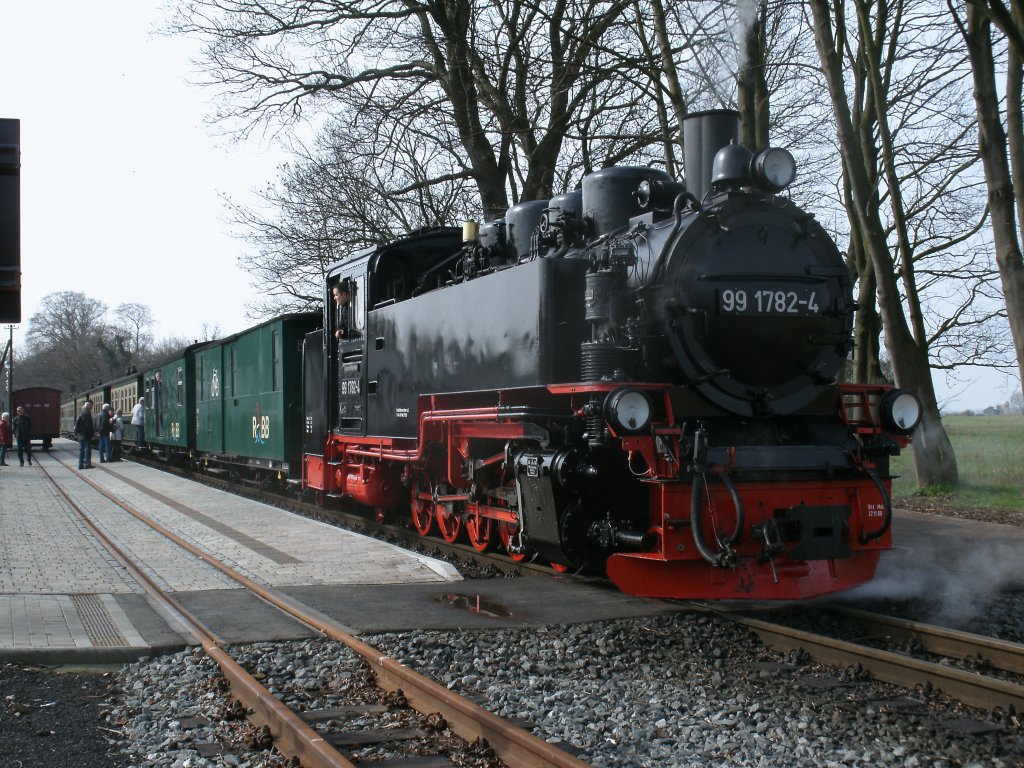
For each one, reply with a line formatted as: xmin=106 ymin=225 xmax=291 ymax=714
xmin=12 ymin=387 xmax=61 ymax=450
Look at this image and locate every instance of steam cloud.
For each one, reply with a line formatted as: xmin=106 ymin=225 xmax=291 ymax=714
xmin=843 ymin=537 xmax=1024 ymax=626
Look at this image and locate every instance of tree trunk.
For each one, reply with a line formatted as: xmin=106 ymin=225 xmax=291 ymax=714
xmin=809 ymin=0 xmax=958 ymax=486
xmin=852 ymin=257 xmax=884 ymax=384
xmin=738 ymin=0 xmax=770 ymax=150
xmin=844 ymin=170 xmax=885 ymax=385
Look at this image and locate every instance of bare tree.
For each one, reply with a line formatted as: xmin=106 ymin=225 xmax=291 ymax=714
xmin=951 ymin=0 xmax=1024 ymax=401
xmin=26 ymin=291 xmax=107 ymax=350
xmin=113 ymin=302 xmax=155 ymax=358
xmin=737 ymin=0 xmax=771 ymax=149
xmin=24 ymin=291 xmax=113 ymax=392
xmin=170 ymin=0 xmax=680 ymax=218
xmin=146 ymin=336 xmax=193 ymax=365
xmin=232 ymin=123 xmax=479 ymax=317
xmin=808 ymin=0 xmax=968 ymax=486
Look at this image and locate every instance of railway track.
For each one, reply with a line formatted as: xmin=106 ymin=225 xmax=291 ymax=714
xmin=43 ymin=455 xmax=593 ymax=768
xmin=69 ymin=447 xmax=1024 ymax=718
xmin=718 ymin=604 xmax=1024 ymax=712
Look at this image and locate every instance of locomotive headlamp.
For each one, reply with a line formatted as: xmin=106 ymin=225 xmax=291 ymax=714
xmin=604 ymin=387 xmax=654 ymax=434
xmin=879 ymin=389 xmax=922 ymax=434
xmin=751 ymin=148 xmax=797 ymax=192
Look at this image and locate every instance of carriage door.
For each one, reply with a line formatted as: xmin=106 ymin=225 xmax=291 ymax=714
xmin=336 ymin=274 xmax=367 ymax=434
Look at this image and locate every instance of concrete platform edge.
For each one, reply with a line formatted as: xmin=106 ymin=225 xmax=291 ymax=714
xmin=0 ymin=642 xmax=189 ymax=666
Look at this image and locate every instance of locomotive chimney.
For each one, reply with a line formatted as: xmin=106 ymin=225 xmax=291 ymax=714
xmin=682 ymin=109 xmax=740 ymax=203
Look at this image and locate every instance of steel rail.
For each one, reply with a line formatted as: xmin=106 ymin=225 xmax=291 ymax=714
xmin=38 ymin=459 xmax=357 ymax=768
xmin=722 ymin=612 xmax=1024 ymax=711
xmin=58 ymin=452 xmax=593 ymax=768
xmin=825 ymin=604 xmax=1024 ymax=675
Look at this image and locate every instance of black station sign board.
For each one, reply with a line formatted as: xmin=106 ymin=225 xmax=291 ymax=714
xmin=0 ymin=118 xmax=21 ymax=324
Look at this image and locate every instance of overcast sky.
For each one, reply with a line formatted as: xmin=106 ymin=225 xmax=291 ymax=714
xmin=2 ymin=1 xmax=286 ymax=349
xmin=1 ymin=1 xmax=1019 ymax=411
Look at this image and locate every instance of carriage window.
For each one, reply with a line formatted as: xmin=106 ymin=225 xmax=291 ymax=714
xmin=199 ymin=357 xmax=206 ymax=400
xmin=231 ymin=346 xmax=237 ymax=396
xmin=176 ymin=367 xmax=183 ymax=405
xmin=272 ymin=331 xmax=281 ymax=391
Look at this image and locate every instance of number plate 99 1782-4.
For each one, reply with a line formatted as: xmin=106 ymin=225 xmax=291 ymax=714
xmin=718 ymin=286 xmax=825 ymax=316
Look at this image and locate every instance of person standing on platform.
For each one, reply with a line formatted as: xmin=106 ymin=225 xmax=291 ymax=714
xmin=0 ymin=412 xmax=11 ymax=466
xmin=97 ymin=404 xmax=112 ymax=463
xmin=110 ymin=408 xmax=125 ymax=461
xmin=75 ymin=400 xmax=95 ymax=469
xmin=131 ymin=397 xmax=145 ymax=447
xmin=12 ymin=405 xmax=32 ymax=466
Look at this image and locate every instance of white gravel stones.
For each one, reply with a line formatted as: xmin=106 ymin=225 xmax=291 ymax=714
xmin=103 ymin=610 xmax=1023 ymax=767
xmin=365 ymin=612 xmax=1022 ymax=768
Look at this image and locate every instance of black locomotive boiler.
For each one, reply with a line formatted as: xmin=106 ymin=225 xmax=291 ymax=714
xmin=302 ymin=110 xmax=920 ymax=600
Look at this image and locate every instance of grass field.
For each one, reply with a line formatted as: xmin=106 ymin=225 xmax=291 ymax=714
xmin=889 ymin=415 xmax=1024 ymax=510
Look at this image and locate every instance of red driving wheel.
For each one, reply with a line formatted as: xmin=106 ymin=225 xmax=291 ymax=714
xmin=410 ymin=479 xmax=434 ymax=536
xmin=498 ymin=521 xmax=531 ymax=562
xmin=436 ymin=501 xmax=462 ymax=543
xmin=465 ymin=509 xmax=493 ymax=552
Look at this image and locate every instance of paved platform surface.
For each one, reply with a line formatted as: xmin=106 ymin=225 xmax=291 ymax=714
xmin=0 ymin=442 xmax=463 ymax=662
xmin=0 ymin=442 xmax=674 ymax=663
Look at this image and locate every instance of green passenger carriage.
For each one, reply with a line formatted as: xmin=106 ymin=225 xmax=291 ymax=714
xmin=143 ymin=352 xmax=195 ymax=453
xmin=109 ymin=370 xmax=144 ymax=430
xmin=60 ymin=397 xmax=78 ymax=436
xmin=194 ymin=313 xmax=318 ymax=482
xmin=82 ymin=384 xmax=110 ymax=432
xmin=58 ymin=314 xmax=320 ymax=484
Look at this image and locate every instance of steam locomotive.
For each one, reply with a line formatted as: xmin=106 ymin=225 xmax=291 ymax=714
xmin=302 ymin=109 xmax=921 ymax=600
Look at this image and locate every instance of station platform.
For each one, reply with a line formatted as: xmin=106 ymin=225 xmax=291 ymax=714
xmin=0 ymin=441 xmax=672 ymax=664
xmin=0 ymin=442 xmax=465 ymax=663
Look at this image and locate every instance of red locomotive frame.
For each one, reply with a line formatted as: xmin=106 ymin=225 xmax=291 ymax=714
xmin=304 ymin=381 xmax=903 ymax=600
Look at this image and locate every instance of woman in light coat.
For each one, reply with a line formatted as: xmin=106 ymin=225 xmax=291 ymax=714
xmin=130 ymin=397 xmax=145 ymax=448
xmin=110 ymin=408 xmax=125 ymax=461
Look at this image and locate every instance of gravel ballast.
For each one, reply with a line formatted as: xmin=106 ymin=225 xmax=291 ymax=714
xmin=4 ymin=502 xmax=1023 ymax=767
xmin=8 ymin=607 xmax=1023 ymax=768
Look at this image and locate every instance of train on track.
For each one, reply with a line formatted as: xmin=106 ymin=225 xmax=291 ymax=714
xmin=62 ymin=110 xmax=920 ymax=600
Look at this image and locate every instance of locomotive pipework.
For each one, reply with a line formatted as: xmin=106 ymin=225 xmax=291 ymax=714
xmin=689 ymin=424 xmax=744 ymax=568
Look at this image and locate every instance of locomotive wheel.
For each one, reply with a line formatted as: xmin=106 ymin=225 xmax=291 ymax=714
xmin=436 ymin=501 xmax=462 ymax=543
xmin=465 ymin=511 xmax=493 ymax=552
xmin=498 ymin=521 xmax=533 ymax=563
xmin=410 ymin=480 xmax=435 ymax=536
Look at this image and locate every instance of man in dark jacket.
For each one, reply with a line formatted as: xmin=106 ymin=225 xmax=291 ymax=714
xmin=75 ymin=401 xmax=95 ymax=469
xmin=97 ymin=404 xmax=112 ymax=463
xmin=12 ymin=406 xmax=32 ymax=466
